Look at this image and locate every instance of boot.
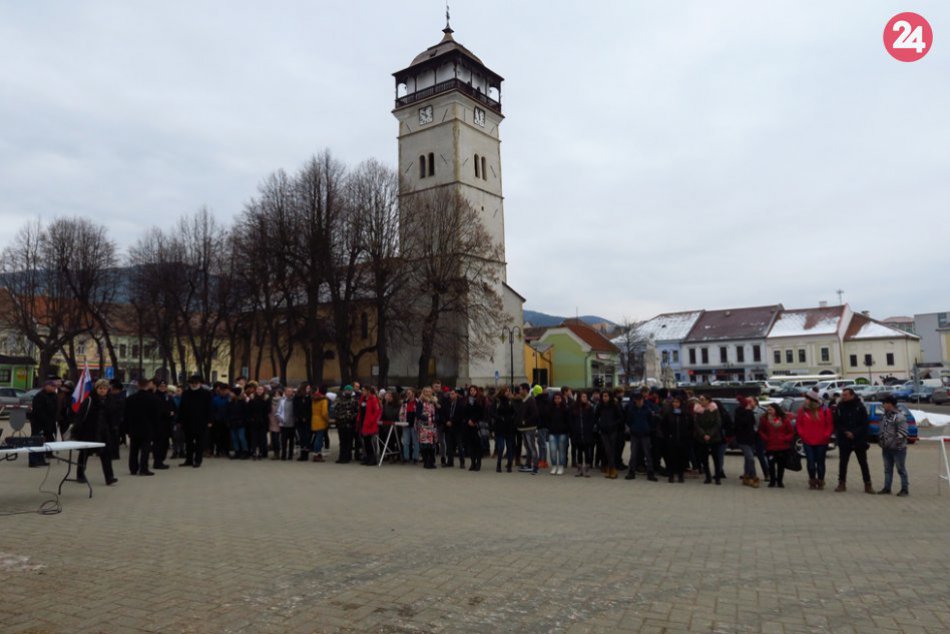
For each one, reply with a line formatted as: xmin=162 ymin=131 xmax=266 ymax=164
xmin=751 ymin=477 xmax=760 ymax=489
xmin=741 ymin=475 xmax=749 ymax=487
xmin=604 ymin=468 xmax=611 ymax=479
xmin=897 ymin=489 xmax=909 ymax=497
xmin=609 ymin=468 xmax=618 ymax=479
xmin=677 ymin=474 xmax=684 ymax=483
xmin=583 ymin=464 xmax=591 ymax=478
xmin=808 ymin=478 xmax=816 ymax=490
xmin=835 ymin=481 xmax=846 ymax=493
xmin=574 ymin=465 xmax=583 ymax=477
xmin=818 ymin=479 xmax=826 ymax=490
xmin=864 ymin=482 xmax=874 ymax=494
xmin=647 ymin=473 xmax=658 ymax=482
xmin=668 ymin=474 xmax=675 ymax=483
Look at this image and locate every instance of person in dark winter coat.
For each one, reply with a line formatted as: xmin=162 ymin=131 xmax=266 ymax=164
xmin=624 ymin=393 xmax=658 ymax=481
xmin=733 ymin=396 xmax=760 ymax=487
xmin=124 ymin=377 xmax=161 ymax=476
xmin=73 ymin=379 xmax=118 ymax=485
xmin=660 ymin=396 xmax=692 ymax=483
xmin=226 ymin=390 xmax=249 ymax=459
xmin=28 ymin=380 xmax=59 ymax=467
xmin=462 ymin=386 xmax=484 ymax=471
xmin=570 ymin=392 xmax=597 ymax=477
xmin=693 ymin=395 xmax=723 ymax=485
xmin=833 ymin=388 xmax=873 ymax=493
xmin=492 ymin=387 xmax=516 ymax=473
xmin=178 ymin=374 xmax=212 ymax=468
xmin=595 ymin=391 xmax=623 ymax=479
xmin=293 ymin=383 xmax=312 ymax=461
xmin=247 ymin=384 xmax=270 ymax=459
xmin=546 ymin=392 xmax=571 ymax=475
xmin=152 ymin=380 xmax=177 ymax=470
xmin=107 ymin=380 xmax=126 ymax=461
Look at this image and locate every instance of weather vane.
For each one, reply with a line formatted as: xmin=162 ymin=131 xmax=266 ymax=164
xmin=446 ymin=2 xmax=451 ymax=29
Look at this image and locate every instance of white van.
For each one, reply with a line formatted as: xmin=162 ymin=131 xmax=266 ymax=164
xmin=815 ymin=379 xmax=856 ymax=398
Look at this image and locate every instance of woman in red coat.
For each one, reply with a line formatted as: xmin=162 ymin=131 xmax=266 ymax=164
xmin=758 ymin=403 xmax=795 ymax=488
xmin=359 ymin=386 xmax=382 ymax=466
xmin=796 ymin=390 xmax=834 ymax=490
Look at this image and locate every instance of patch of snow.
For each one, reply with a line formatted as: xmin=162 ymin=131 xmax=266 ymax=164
xmin=769 ymin=312 xmax=840 ymax=338
xmin=851 ymin=321 xmax=912 ymax=340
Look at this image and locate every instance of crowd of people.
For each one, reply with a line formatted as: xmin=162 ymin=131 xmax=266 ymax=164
xmin=25 ymin=376 xmax=911 ymax=496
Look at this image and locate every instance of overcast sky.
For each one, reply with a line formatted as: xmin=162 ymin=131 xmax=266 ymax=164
xmin=1 ymin=1 xmax=948 ymax=323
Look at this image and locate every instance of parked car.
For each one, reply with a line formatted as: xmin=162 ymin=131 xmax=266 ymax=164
xmin=745 ymin=381 xmax=782 ymax=396
xmin=851 ymin=385 xmax=882 ymax=399
xmin=905 ymin=387 xmax=935 ymax=403
xmin=866 ymin=402 xmax=918 ymax=444
xmin=932 ymin=387 xmax=950 ymax=405
xmin=882 ymin=384 xmax=914 ymax=400
xmin=0 ymin=387 xmax=25 ymax=407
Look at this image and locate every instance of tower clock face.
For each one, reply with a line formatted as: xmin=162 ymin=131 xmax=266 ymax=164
xmin=418 ymin=105 xmax=433 ymax=125
xmin=474 ymin=107 xmax=486 ymax=127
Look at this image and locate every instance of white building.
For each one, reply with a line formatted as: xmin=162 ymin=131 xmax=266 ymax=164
xmin=613 ymin=311 xmax=703 ymax=385
xmin=843 ymin=313 xmax=921 ymax=383
xmin=766 ymin=305 xmax=852 ymax=376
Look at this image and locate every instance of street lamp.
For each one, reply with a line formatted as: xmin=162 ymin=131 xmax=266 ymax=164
xmin=501 ymin=326 xmax=522 ymax=388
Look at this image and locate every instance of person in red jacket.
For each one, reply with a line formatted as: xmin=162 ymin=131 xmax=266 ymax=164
xmin=359 ymin=386 xmax=382 ymax=466
xmin=796 ymin=390 xmax=834 ymax=490
xmin=758 ymin=403 xmax=795 ymax=488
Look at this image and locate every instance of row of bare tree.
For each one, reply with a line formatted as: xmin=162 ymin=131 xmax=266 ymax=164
xmin=0 ymin=150 xmax=503 ymax=387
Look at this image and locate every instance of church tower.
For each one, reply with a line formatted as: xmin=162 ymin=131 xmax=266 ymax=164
xmin=391 ymin=18 xmax=524 ymax=386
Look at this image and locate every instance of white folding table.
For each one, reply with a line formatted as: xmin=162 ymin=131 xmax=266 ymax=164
xmin=918 ymin=436 xmax=950 ymax=495
xmin=1 ymin=441 xmax=106 ymax=498
xmin=377 ymin=422 xmax=408 ymax=467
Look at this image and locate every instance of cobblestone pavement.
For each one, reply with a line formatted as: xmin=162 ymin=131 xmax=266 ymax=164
xmin=2 ymin=439 xmax=950 ymax=633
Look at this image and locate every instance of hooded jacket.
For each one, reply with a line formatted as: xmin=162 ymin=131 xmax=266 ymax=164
xmin=796 ymin=405 xmax=834 ymax=446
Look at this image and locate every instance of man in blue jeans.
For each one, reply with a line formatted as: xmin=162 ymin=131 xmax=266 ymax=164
xmin=624 ymin=392 xmax=658 ymax=481
xmin=877 ymin=396 xmax=909 ymax=496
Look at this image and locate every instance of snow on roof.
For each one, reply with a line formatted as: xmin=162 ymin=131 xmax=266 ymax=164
xmin=768 ymin=307 xmax=844 ymax=338
xmin=684 ymin=305 xmax=782 ymax=343
xmin=632 ymin=311 xmax=704 ymax=342
xmin=845 ymin=313 xmax=919 ymax=340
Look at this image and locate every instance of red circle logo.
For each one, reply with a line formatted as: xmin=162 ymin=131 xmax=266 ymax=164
xmin=884 ymin=13 xmax=933 ymax=62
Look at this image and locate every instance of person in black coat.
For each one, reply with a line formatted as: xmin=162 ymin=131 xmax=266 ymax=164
xmin=569 ymin=392 xmax=597 ymax=477
xmin=833 ymin=388 xmax=873 ymax=493
xmin=107 ymin=380 xmax=126 ymax=461
xmin=440 ymin=389 xmax=465 ymax=468
xmin=733 ymin=396 xmax=760 ymax=486
xmin=178 ymin=374 xmax=212 ymax=468
xmin=462 ymin=386 xmax=484 ymax=472
xmin=152 ymin=380 xmax=177 ymax=470
xmin=124 ymin=377 xmax=161 ymax=476
xmin=493 ymin=388 xmax=516 ymax=473
xmin=660 ymin=396 xmax=692 ymax=483
xmin=595 ymin=391 xmax=623 ymax=479
xmin=28 ymin=380 xmax=59 ymax=467
xmin=74 ymin=379 xmax=118 ymax=485
xmin=293 ymin=383 xmax=312 ymax=461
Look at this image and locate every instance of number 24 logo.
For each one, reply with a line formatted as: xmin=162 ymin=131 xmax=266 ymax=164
xmin=891 ymin=20 xmax=926 ymax=53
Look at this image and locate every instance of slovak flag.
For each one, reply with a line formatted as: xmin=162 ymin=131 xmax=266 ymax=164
xmin=71 ymin=364 xmax=93 ymax=413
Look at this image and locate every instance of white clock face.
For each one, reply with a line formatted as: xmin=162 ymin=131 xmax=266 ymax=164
xmin=474 ymin=107 xmax=485 ymax=127
xmin=418 ymin=105 xmax=433 ymax=125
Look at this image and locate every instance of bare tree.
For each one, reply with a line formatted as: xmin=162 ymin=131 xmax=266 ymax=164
xmin=400 ymin=187 xmax=504 ymax=386
xmin=0 ymin=220 xmax=92 ymax=382
xmin=616 ymin=317 xmax=649 ymax=385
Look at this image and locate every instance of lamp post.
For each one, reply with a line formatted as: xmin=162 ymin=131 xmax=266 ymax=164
xmin=501 ymin=326 xmax=522 ymax=388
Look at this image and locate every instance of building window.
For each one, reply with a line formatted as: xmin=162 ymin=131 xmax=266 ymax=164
xmin=474 ymin=154 xmax=480 ymax=178
xmin=849 ymin=354 xmax=858 ymax=367
xmin=360 ymin=312 xmax=369 ymax=339
xmin=689 ymin=348 xmax=696 ymax=364
xmin=785 ymin=350 xmax=793 ymax=363
xmin=77 ymin=340 xmax=86 ymax=355
xmin=672 ymin=350 xmax=679 ymax=363
xmin=428 ymin=152 xmax=435 ymax=176
xmin=661 ymin=350 xmax=669 ymax=364
xmin=774 ymin=350 xmax=781 ymax=364
xmin=419 ymin=155 xmax=426 ymax=179
xmin=820 ymin=347 xmax=830 ymax=362
xmin=752 ymin=345 xmax=761 ymax=362
xmin=481 ymin=156 xmax=487 ymax=180
xmin=119 ymin=344 xmax=127 ymax=358
xmin=886 ymin=352 xmax=895 ymax=366
xmin=736 ymin=347 xmax=745 ymax=363
xmin=864 ymin=354 xmax=874 ymax=367
xmin=132 ymin=344 xmax=140 ymax=358
xmin=798 ymin=349 xmax=806 ymax=363
xmin=701 ymin=348 xmax=709 ymax=364
xmin=719 ymin=346 xmax=727 ymax=364
xmin=0 ymin=369 xmax=10 ymax=383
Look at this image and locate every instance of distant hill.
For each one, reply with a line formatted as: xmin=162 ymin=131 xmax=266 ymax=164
xmin=523 ymin=309 xmax=617 ymax=328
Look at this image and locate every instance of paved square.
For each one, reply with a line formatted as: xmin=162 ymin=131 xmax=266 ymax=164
xmin=3 ymin=436 xmax=950 ymax=633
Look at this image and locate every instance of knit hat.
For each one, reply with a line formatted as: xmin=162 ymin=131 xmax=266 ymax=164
xmin=531 ymin=385 xmax=543 ymax=397
xmin=343 ymin=384 xmax=353 ymax=392
xmin=804 ymin=389 xmax=821 ymax=403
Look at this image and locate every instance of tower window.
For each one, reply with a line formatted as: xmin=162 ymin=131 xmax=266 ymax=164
xmin=474 ymin=154 xmax=480 ymax=178
xmin=481 ymin=156 xmax=487 ymax=180
xmin=428 ymin=152 xmax=435 ymax=176
xmin=419 ymin=155 xmax=426 ymax=179
xmin=361 ymin=312 xmax=369 ymax=340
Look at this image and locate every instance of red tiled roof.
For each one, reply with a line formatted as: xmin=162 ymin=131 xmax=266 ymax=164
xmin=559 ymin=321 xmax=619 ymax=353
xmin=684 ymin=305 xmax=783 ymax=343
